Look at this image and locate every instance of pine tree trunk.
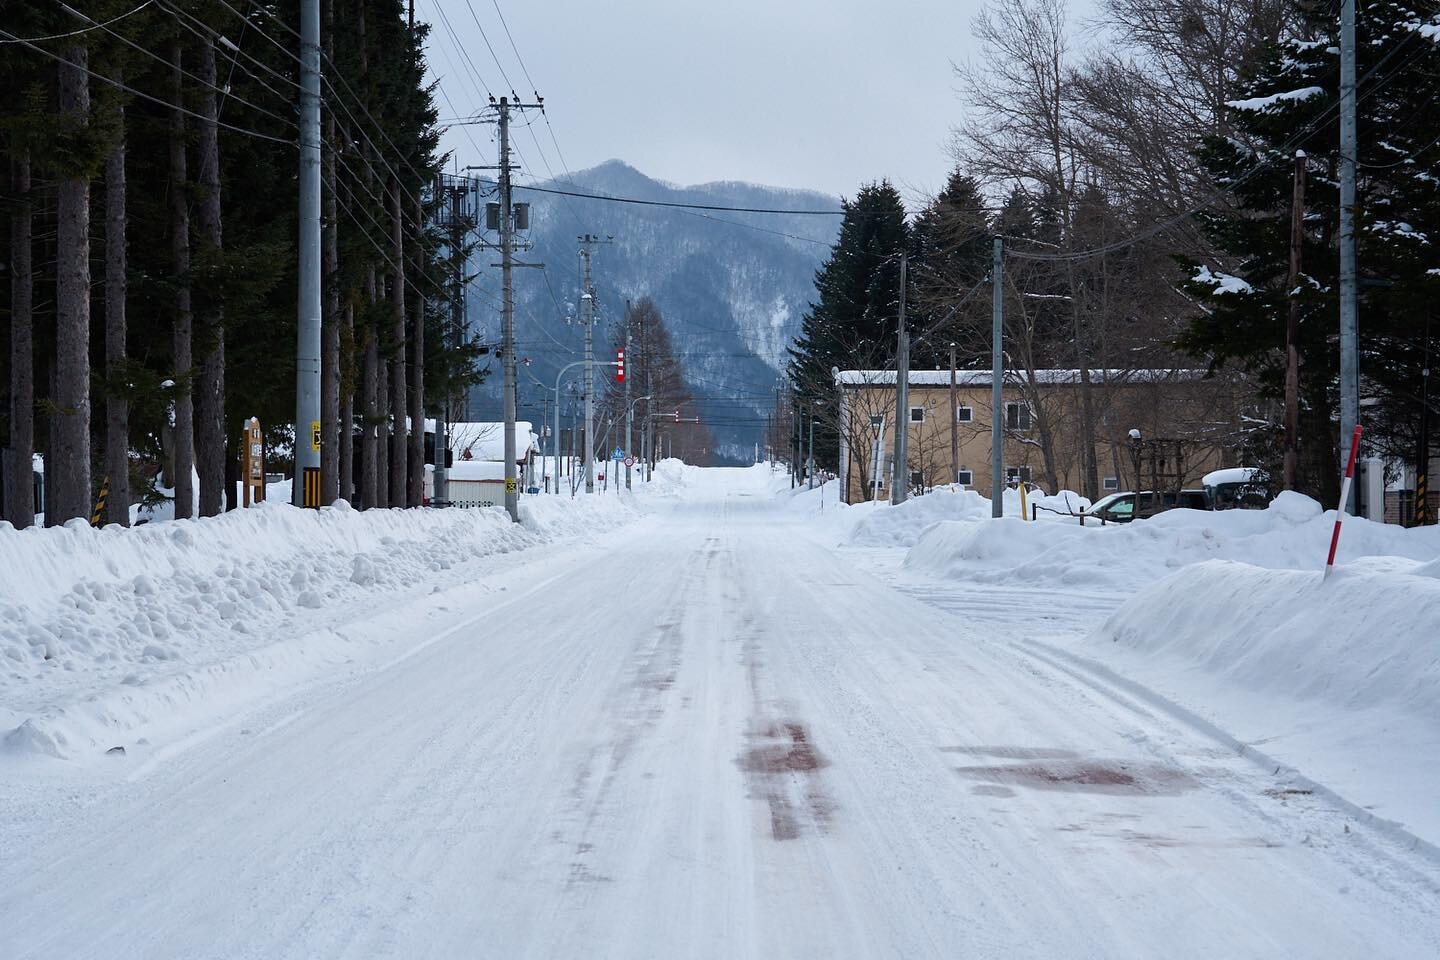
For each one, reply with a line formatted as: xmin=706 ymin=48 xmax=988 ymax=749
xmin=407 ymin=193 xmax=425 ymax=507
xmin=52 ymin=44 xmax=92 ymax=526
xmin=320 ymin=0 xmax=340 ymax=506
xmin=389 ymin=177 xmax=407 ymax=506
xmin=376 ymin=315 xmax=389 ymax=508
xmin=105 ymin=88 xmax=130 ymax=526
xmin=195 ymin=38 xmax=225 ymax=518
xmin=340 ymin=299 xmax=354 ymax=502
xmin=361 ymin=266 xmax=379 ymax=509
xmin=7 ymin=146 xmax=34 ymax=529
xmin=170 ymin=42 xmax=194 ymax=521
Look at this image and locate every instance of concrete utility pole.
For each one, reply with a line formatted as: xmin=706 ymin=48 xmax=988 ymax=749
xmin=576 ymin=234 xmax=612 ymax=494
xmin=1339 ymin=0 xmax=1360 ymax=511
xmin=949 ymin=342 xmax=959 ymax=485
xmin=474 ymin=96 xmax=543 ymax=520
xmin=293 ymin=0 xmax=321 ymax=506
xmin=497 ymin=99 xmax=519 ymax=521
xmin=891 ymin=252 xmax=909 ymax=505
xmin=623 ymin=300 xmax=633 ymax=490
xmin=1284 ymin=151 xmax=1307 ymax=491
xmin=991 ymin=237 xmax=1004 ymax=518
xmin=645 ymin=308 xmax=654 ymax=482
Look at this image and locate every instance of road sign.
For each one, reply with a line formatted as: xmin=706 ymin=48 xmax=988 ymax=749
xmin=612 ymin=447 xmax=624 ymax=461
xmin=623 ymin=455 xmax=635 ymax=467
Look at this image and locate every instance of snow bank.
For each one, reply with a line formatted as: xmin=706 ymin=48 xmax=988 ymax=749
xmin=0 ymin=494 xmax=640 ymax=762
xmin=847 ymin=488 xmax=991 ymax=547
xmin=1081 ymin=559 xmax=1440 ymax=843
xmin=1094 ymin=561 xmax=1440 ymax=717
xmin=904 ymin=491 xmax=1440 ymax=588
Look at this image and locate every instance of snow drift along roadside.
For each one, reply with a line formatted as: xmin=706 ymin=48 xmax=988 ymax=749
xmin=1095 ymin=560 xmax=1440 ymax=717
xmin=0 ymin=494 xmax=639 ymax=762
xmin=1082 ymin=558 xmax=1440 ymax=846
xmin=903 ymin=491 xmax=1440 ymax=588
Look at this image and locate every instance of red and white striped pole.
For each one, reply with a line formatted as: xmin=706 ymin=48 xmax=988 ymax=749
xmin=1325 ymin=424 xmax=1364 ymax=579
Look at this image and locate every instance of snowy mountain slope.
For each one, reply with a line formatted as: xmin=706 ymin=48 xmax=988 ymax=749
xmin=463 ymin=161 xmax=839 ymax=462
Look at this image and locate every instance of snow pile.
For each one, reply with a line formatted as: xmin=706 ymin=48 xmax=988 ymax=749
xmin=847 ymin=488 xmax=991 ymax=547
xmin=1082 ymin=559 xmax=1440 ymax=842
xmin=904 ymin=491 xmax=1440 ymax=588
xmin=1094 ymin=560 xmax=1440 ymax=717
xmin=0 ymin=494 xmax=639 ymax=761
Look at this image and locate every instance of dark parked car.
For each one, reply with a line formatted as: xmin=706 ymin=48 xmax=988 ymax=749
xmin=1082 ymin=488 xmax=1211 ymax=524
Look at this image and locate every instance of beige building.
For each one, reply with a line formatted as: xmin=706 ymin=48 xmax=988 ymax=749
xmin=835 ymin=369 xmax=1240 ymax=504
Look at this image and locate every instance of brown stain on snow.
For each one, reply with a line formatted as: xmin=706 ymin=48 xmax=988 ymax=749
xmin=954 ymin=759 xmax=1196 ymax=796
xmin=738 ymin=720 xmax=836 ymax=841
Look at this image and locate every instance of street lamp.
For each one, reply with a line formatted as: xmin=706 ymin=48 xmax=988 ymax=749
xmin=1128 ymin=428 xmax=1143 ymax=509
xmin=553 ymin=359 xmax=618 ymax=495
xmin=625 ymin=394 xmax=651 ymax=490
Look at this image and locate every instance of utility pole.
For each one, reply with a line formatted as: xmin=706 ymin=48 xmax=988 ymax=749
xmin=474 ymin=96 xmax=543 ymax=521
xmin=576 ymin=234 xmax=612 ymax=494
xmin=645 ymin=308 xmax=654 ymax=482
xmin=1284 ymin=151 xmax=1307 ymax=491
xmin=293 ymin=0 xmax=321 ymax=507
xmin=991 ymin=237 xmax=1004 ymax=518
xmin=1339 ymin=0 xmax=1360 ymax=511
xmin=949 ymin=341 xmax=959 ymax=485
xmin=891 ymin=252 xmax=909 ymax=505
xmin=497 ymin=99 xmax=519 ymax=520
xmin=624 ymin=299 xmax=633 ymax=490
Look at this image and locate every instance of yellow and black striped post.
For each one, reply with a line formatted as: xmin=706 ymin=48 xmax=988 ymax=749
xmin=90 ymin=476 xmax=110 ymax=527
xmin=1417 ymin=462 xmax=1429 ymax=526
xmin=302 ymin=467 xmax=322 ymax=508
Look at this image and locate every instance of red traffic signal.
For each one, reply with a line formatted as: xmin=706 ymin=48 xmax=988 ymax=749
xmin=616 ymin=349 xmax=625 ymax=382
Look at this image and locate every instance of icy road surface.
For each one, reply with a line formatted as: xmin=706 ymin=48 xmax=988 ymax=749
xmin=3 ymin=468 xmax=1439 ymax=958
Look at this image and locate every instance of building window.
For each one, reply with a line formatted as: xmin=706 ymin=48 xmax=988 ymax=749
xmin=956 ymin=405 xmax=973 ymax=423
xmin=1005 ymin=402 xmax=1032 ymax=431
xmin=957 ymin=470 xmax=973 ymax=486
xmin=1103 ymin=476 xmax=1119 ymax=491
xmin=909 ymin=406 xmax=925 ymax=423
xmin=1006 ymin=466 xmax=1033 ymax=484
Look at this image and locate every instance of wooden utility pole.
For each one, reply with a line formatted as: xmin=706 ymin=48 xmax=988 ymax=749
xmin=1283 ymin=151 xmax=1306 ymax=491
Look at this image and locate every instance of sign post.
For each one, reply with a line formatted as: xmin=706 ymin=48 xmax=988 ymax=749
xmin=242 ymin=418 xmax=265 ymax=507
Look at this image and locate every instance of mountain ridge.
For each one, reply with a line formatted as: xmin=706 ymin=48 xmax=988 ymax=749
xmin=465 ymin=161 xmax=839 ymax=462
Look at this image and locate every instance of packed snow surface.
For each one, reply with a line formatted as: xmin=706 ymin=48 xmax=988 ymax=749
xmin=2 ymin=464 xmax=1438 ymax=958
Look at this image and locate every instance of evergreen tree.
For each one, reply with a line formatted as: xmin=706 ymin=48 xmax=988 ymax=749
xmin=786 ymin=181 xmax=908 ymax=468
xmin=1177 ymin=1 xmax=1440 ymax=501
xmin=907 ymin=168 xmax=993 ymax=368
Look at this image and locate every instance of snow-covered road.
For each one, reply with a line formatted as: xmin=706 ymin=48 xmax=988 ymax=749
xmin=4 ymin=467 xmax=1439 ymax=958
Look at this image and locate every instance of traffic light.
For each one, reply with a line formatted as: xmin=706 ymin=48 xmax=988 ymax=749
xmin=616 ymin=348 xmax=625 ymax=383
xmin=674 ymin=408 xmax=680 ymax=423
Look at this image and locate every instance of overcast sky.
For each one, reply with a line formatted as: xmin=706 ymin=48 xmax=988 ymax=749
xmin=418 ymin=0 xmax=1088 ymax=204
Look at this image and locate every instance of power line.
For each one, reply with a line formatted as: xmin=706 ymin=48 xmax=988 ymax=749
xmin=3 ymin=0 xmax=154 ymax=43
xmin=0 ymin=26 xmax=296 ymax=145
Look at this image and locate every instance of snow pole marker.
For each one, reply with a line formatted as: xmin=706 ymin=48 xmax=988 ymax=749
xmin=1324 ymin=424 xmax=1364 ymax=580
